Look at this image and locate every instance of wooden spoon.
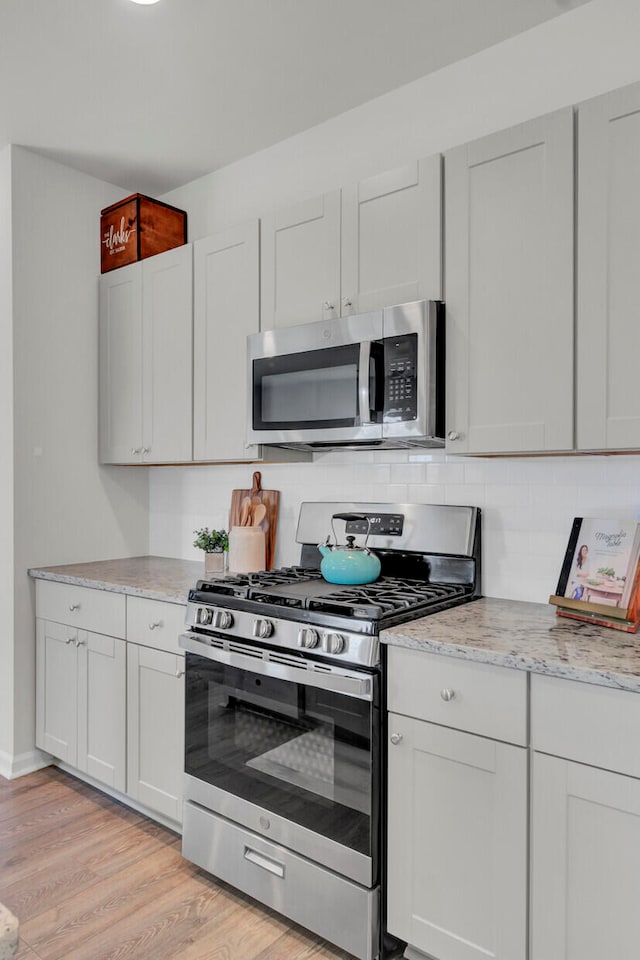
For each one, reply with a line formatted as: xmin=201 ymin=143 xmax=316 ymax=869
xmin=239 ymin=497 xmax=252 ymax=526
xmin=251 ymin=503 xmax=267 ymax=527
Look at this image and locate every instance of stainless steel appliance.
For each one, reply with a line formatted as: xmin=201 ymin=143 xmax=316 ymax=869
xmin=179 ymin=501 xmax=480 ymax=960
xmin=247 ymin=300 xmax=444 ymax=451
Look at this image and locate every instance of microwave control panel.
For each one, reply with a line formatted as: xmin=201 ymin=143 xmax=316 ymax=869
xmin=382 ymin=333 xmax=418 ymax=422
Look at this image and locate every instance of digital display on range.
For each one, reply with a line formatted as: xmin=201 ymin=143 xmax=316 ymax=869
xmin=345 ymin=513 xmax=404 ymax=536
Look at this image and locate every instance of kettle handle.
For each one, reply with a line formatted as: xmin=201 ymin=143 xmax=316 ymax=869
xmin=330 ymin=513 xmax=372 ymax=549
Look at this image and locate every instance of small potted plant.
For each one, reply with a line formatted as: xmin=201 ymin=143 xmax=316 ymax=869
xmin=193 ymin=527 xmax=229 ymax=576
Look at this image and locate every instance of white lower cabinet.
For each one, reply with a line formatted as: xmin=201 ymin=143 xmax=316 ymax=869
xmin=36 ymin=618 xmax=126 ymax=791
xmin=387 ymin=714 xmax=527 ymax=960
xmin=35 ymin=582 xmax=186 ymax=827
xmin=531 ymin=753 xmax=640 ymax=960
xmin=386 ymin=648 xmax=528 ymax=960
xmin=127 ymin=643 xmax=185 ymax=824
xmin=531 ymin=673 xmax=640 ymax=959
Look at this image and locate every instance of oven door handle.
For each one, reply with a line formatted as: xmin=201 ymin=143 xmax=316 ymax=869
xmin=179 ymin=633 xmax=373 ymax=701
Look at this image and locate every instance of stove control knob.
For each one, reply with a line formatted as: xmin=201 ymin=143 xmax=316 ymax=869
xmin=322 ymin=632 xmax=345 ymax=655
xmin=212 ymin=610 xmax=234 ymax=630
xmin=197 ymin=607 xmax=214 ymax=625
xmin=297 ymin=628 xmax=319 ymax=649
xmin=253 ymin=619 xmax=274 ymax=640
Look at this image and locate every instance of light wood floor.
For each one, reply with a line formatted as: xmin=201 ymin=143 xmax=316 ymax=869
xmin=0 ymin=766 xmax=359 ymax=960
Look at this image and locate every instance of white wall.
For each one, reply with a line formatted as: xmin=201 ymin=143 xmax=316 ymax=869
xmin=7 ymin=147 xmax=149 ymax=771
xmin=0 ymin=147 xmax=15 ymax=762
xmin=150 ymin=0 xmax=640 ymax=605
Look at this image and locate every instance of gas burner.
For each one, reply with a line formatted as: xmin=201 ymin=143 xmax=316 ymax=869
xmin=309 ymin=578 xmax=468 ymax=619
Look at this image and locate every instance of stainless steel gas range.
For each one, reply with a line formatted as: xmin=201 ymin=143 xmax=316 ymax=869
xmin=179 ymin=501 xmax=481 ymax=960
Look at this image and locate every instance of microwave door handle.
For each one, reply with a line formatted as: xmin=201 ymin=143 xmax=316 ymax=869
xmin=358 ymin=341 xmax=372 ymax=424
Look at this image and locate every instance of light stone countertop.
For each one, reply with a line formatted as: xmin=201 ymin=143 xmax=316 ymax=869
xmin=28 ymin=556 xmax=204 ymax=605
xmin=381 ymin=597 xmax=640 ymax=693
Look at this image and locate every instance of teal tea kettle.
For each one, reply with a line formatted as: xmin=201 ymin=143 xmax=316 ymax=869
xmin=318 ymin=513 xmax=381 ymax=585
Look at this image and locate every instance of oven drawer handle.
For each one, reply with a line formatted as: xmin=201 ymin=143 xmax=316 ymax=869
xmin=179 ymin=633 xmax=373 ymax=700
xmin=244 ymin=846 xmax=285 ymax=879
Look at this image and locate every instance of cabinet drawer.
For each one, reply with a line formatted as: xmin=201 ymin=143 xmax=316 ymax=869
xmin=36 ymin=580 xmax=125 ymax=639
xmin=387 ymin=646 xmax=528 ymax=745
xmin=126 ymin=596 xmax=186 ymax=654
xmin=531 ymin=673 xmax=640 ymax=777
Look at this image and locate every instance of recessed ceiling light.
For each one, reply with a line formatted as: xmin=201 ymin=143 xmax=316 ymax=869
xmin=128 ymin=0 xmax=161 ymax=5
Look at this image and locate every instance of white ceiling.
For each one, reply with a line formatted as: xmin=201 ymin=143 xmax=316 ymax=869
xmin=0 ymin=0 xmax=590 ymax=195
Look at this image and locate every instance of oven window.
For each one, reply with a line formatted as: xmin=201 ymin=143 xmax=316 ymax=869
xmin=253 ymin=343 xmax=361 ymax=430
xmin=185 ymin=654 xmax=379 ymax=858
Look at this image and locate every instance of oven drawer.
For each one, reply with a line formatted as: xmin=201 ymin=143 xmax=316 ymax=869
xmin=126 ymin=596 xmax=186 ymax=654
xmin=35 ymin=580 xmax=126 ymax=639
xmin=182 ymin=801 xmax=379 ymax=960
xmin=387 ymin=646 xmax=527 ymax=745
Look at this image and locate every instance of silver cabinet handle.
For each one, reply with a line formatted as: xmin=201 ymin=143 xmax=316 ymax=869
xmin=342 ymin=297 xmax=353 ymax=309
xmin=323 ymin=300 xmax=335 ymax=311
xmin=75 ymin=638 xmax=85 ymax=647
xmin=131 ymin=447 xmax=141 ymax=455
xmin=148 ymin=621 xmax=163 ymax=630
xmin=440 ymin=688 xmax=455 ymax=702
xmin=176 ymin=668 xmax=185 ymax=679
xmin=447 ymin=431 xmax=460 ymax=442
xmin=68 ymin=603 xmax=80 ymax=611
xmin=390 ymin=733 xmax=403 ymax=745
xmin=65 ymin=636 xmax=74 ymax=644
xmin=142 ymin=447 xmax=150 ymax=455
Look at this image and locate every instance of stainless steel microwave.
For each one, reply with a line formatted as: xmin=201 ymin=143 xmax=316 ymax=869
xmin=247 ymin=300 xmax=444 ymax=451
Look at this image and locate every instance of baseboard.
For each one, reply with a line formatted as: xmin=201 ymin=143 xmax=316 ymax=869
xmin=0 ymin=748 xmax=52 ymax=780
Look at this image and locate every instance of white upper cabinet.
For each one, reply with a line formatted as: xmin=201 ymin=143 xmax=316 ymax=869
xmin=445 ymin=109 xmax=574 ymax=455
xmin=193 ymin=221 xmax=260 ymax=461
xmin=260 ymin=191 xmax=341 ymax=328
xmin=99 ymin=244 xmax=193 ymax=464
xmin=341 ymin=157 xmax=442 ymax=314
xmin=260 ymin=156 xmax=442 ymax=330
xmin=99 ymin=262 xmax=143 ymax=463
xmin=577 ymin=81 xmax=640 ymax=450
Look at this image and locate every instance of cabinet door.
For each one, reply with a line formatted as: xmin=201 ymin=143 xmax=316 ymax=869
xmin=76 ymin=630 xmax=126 ymax=791
xmin=261 ymin=191 xmax=341 ymax=329
xmin=445 ymin=109 xmax=574 ymax=454
xmin=531 ymin=752 xmax=640 ymax=960
xmin=577 ymin=82 xmax=640 ymax=450
xmin=193 ymin=222 xmax=260 ymax=461
xmin=127 ymin=644 xmax=185 ymax=824
xmin=341 ymin=157 xmax=442 ymax=315
xmin=387 ymin=713 xmax=527 ymax=960
xmin=99 ymin=261 xmax=143 ymax=463
xmin=36 ymin=619 xmax=78 ymax=764
xmin=141 ymin=244 xmax=193 ymax=462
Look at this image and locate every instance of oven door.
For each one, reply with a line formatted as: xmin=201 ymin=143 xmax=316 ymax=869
xmin=181 ymin=634 xmax=380 ymax=887
xmin=247 ymin=311 xmax=384 ymax=446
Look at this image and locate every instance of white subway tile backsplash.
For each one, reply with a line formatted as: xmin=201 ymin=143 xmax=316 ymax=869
xmin=390 ymin=462 xmax=426 ymax=484
xmin=407 ymin=483 xmax=446 ymax=504
xmin=149 ymin=451 xmax=640 ymax=606
xmin=425 ymin=461 xmax=466 ymax=484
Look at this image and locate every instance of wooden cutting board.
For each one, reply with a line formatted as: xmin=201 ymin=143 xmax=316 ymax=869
xmin=229 ymin=471 xmax=280 ymax=570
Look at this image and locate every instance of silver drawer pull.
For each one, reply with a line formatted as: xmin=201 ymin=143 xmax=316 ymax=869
xmin=244 ymin=846 xmax=285 ymax=878
xmin=68 ymin=603 xmax=80 ymax=611
xmin=390 ymin=733 xmax=403 ymax=745
xmin=65 ymin=636 xmax=74 ymax=644
xmin=75 ymin=638 xmax=85 ymax=647
xmin=148 ymin=621 xmax=163 ymax=630
xmin=440 ymin=688 xmax=455 ymax=702
xmin=176 ymin=669 xmax=185 ymax=679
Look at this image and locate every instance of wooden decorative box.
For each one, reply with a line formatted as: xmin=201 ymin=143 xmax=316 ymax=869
xmin=100 ymin=193 xmax=187 ymax=273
